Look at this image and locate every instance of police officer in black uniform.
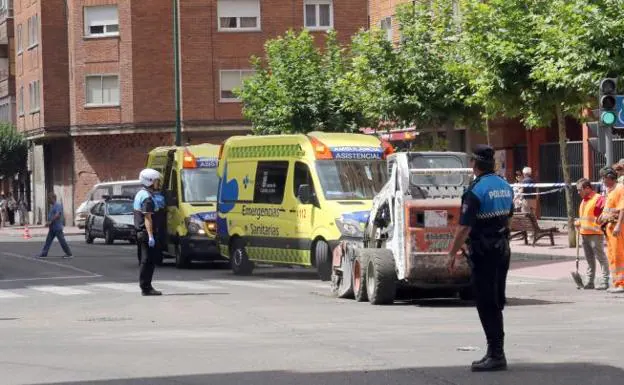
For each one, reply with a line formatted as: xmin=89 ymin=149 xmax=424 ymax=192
xmin=134 ymin=168 xmax=164 ymax=296
xmin=448 ymin=144 xmax=514 ymax=372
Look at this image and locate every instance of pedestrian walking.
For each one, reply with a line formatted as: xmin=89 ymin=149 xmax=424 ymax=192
xmin=448 ymin=144 xmax=514 ymax=372
xmin=36 ymin=193 xmax=73 ymax=259
xmin=574 ymin=178 xmax=609 ymax=290
xmin=134 ymin=168 xmax=164 ymax=296
xmin=597 ymin=168 xmax=624 ymax=293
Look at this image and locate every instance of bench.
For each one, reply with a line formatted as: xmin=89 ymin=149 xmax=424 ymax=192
xmin=510 ymin=212 xmax=558 ymax=246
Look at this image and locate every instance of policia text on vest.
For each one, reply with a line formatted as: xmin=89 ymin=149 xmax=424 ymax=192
xmin=448 ymin=144 xmax=514 ymax=372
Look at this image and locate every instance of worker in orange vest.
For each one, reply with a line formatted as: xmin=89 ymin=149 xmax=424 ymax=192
xmin=597 ymin=168 xmax=624 ymax=293
xmin=575 ymin=178 xmax=609 ymax=290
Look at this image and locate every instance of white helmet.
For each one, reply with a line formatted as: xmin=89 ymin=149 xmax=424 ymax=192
xmin=139 ymin=168 xmax=162 ymax=187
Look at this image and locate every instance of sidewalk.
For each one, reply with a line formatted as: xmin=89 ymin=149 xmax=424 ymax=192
xmin=0 ymin=224 xmax=83 ymax=238
xmin=510 ymin=232 xmax=578 ymax=261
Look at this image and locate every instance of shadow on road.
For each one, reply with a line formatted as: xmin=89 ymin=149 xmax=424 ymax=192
xmin=395 ymin=296 xmax=571 ymax=308
xmin=25 ymin=363 xmax=624 ymax=385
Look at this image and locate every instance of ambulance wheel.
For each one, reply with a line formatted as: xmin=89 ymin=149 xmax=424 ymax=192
xmin=231 ymin=239 xmax=254 ymax=276
xmin=353 ymin=250 xmax=370 ymax=302
xmin=175 ymin=243 xmax=190 ymax=269
xmin=365 ymin=249 xmax=397 ymax=305
xmin=315 ymin=240 xmax=332 ymax=281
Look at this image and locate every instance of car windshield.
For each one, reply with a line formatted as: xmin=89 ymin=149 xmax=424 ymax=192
xmin=315 ymin=160 xmax=388 ymax=200
xmin=107 ymin=201 xmax=133 ymax=215
xmin=181 ymin=169 xmax=218 ymax=203
xmin=408 ymin=154 xmax=468 ymax=187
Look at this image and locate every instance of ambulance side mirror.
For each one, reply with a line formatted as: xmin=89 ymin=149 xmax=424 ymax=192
xmin=166 ymin=191 xmax=178 ymax=207
xmin=297 ymin=184 xmax=313 ymax=205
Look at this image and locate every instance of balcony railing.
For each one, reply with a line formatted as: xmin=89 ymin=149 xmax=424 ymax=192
xmin=0 ymin=0 xmax=13 ymax=21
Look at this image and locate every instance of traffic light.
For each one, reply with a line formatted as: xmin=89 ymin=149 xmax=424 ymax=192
xmin=599 ymin=78 xmax=618 ymax=127
xmin=587 ymin=121 xmax=606 ymax=154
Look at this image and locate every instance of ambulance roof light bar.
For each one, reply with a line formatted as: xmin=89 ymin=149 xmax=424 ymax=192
xmin=182 ymin=147 xmax=197 ymax=169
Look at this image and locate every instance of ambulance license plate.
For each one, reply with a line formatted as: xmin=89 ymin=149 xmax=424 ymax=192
xmin=424 ymin=210 xmax=448 ymax=228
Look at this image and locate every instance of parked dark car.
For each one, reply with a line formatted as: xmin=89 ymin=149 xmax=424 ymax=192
xmin=85 ymin=196 xmax=136 ymax=244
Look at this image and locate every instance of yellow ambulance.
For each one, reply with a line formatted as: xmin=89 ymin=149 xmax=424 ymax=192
xmin=146 ymin=144 xmax=223 ymax=268
xmin=216 ymin=132 xmax=391 ymax=280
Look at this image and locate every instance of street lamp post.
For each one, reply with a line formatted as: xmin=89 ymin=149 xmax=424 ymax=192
xmin=173 ymin=0 xmax=182 ymax=146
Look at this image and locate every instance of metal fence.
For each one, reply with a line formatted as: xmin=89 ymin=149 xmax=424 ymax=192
xmin=591 ymin=139 xmax=624 ymax=179
xmin=538 ymin=141 xmax=583 ymax=219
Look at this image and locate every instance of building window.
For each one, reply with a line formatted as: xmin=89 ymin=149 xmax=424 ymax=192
xmin=84 ymin=5 xmax=119 ymax=37
xmin=380 ymin=16 xmax=392 ymax=42
xmin=18 ymin=86 xmax=23 ymax=116
xmin=16 ymin=24 xmax=21 ymax=54
xmin=29 ymin=81 xmax=40 ymax=113
xmin=85 ymin=75 xmax=120 ymax=106
xmin=217 ymin=0 xmax=261 ymax=31
xmin=27 ymin=14 xmax=38 ymax=48
xmin=304 ymin=0 xmax=333 ymax=30
xmin=220 ymin=70 xmax=255 ymax=102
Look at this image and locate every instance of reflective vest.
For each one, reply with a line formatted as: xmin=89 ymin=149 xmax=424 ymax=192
xmin=578 ymin=193 xmax=602 ymax=235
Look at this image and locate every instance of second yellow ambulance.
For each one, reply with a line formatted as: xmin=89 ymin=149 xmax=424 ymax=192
xmin=216 ymin=132 xmax=391 ymax=280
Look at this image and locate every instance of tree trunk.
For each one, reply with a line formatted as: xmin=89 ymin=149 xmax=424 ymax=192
xmin=555 ymin=104 xmax=576 ymax=248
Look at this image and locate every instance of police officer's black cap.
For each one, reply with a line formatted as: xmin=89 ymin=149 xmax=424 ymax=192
xmin=470 ymin=144 xmax=495 ymax=162
xmin=602 ymin=167 xmax=617 ymax=180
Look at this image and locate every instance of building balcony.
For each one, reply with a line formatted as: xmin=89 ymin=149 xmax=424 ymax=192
xmin=0 ymin=1 xmax=13 ymax=23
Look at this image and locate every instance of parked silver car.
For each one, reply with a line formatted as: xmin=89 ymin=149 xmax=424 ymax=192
xmin=75 ymin=180 xmax=142 ymax=228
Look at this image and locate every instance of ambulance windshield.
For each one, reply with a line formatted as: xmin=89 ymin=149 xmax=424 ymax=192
xmin=181 ymin=169 xmax=218 ymax=202
xmin=316 ymin=160 xmax=387 ymax=200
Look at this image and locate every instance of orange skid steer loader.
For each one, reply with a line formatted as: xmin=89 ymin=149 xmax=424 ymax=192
xmin=330 ymin=152 xmax=475 ymax=305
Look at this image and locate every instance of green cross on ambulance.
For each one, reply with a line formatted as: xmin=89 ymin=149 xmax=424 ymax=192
xmin=216 ymin=132 xmax=392 ymax=280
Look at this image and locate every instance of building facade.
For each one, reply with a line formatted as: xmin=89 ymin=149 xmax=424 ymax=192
xmin=14 ymin=0 xmax=368 ymax=225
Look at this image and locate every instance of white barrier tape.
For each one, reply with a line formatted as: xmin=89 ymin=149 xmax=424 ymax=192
xmin=511 ymin=182 xmax=601 ymax=188
xmin=517 ymin=188 xmax=565 ymax=196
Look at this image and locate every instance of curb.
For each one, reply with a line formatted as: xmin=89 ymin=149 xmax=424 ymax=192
xmin=511 ymin=252 xmax=576 ymax=262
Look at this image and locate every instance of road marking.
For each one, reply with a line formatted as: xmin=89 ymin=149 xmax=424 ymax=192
xmin=89 ymin=283 xmax=138 ymax=293
xmin=265 ymin=279 xmax=327 ymax=289
xmin=30 ymin=286 xmax=93 ymax=296
xmin=158 ymin=281 xmax=225 ymax=290
xmin=209 ymin=280 xmax=287 ymax=289
xmin=0 ymin=290 xmax=25 ymax=298
xmin=1 ymin=252 xmax=102 ymax=278
xmin=0 ymin=275 xmax=101 ymax=283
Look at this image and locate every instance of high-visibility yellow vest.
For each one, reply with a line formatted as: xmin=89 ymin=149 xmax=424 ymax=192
xmin=579 ymin=193 xmax=602 ymax=235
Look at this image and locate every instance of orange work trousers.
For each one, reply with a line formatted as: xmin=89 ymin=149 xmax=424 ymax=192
xmin=606 ymin=224 xmax=624 ymax=288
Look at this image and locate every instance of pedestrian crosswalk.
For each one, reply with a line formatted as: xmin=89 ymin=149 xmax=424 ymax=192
xmin=0 ymin=278 xmax=330 ymax=301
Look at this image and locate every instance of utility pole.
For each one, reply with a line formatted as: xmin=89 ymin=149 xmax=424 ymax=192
xmin=173 ymin=0 xmax=182 ymax=146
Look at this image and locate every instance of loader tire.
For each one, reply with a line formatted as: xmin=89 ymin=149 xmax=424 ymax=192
xmin=366 ymin=249 xmax=397 ymax=305
xmin=315 ymin=240 xmax=332 ymax=282
xmin=331 ymin=245 xmax=354 ymax=299
xmin=353 ymin=249 xmax=372 ymax=302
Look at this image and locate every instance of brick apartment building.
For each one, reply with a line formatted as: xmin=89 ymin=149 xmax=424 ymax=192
xmin=14 ymin=0 xmax=368 ymax=225
xmin=0 ymin=0 xmax=17 ymax=196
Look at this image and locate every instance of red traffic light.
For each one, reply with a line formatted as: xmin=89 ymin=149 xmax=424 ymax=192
xmin=600 ymin=78 xmax=617 ymax=94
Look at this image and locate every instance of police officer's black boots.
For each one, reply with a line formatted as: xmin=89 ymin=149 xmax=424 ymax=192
xmin=142 ymin=288 xmax=162 ymax=296
xmin=471 ymin=340 xmax=507 ymax=372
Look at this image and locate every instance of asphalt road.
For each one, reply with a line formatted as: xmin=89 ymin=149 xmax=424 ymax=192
xmin=1 ymin=234 xmax=623 ymax=385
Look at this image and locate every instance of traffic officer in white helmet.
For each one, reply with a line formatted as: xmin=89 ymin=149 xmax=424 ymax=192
xmin=134 ymin=168 xmax=164 ymax=296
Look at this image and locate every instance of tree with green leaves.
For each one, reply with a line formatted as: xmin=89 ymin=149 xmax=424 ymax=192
xmin=0 ymin=123 xmax=27 ymax=179
xmin=338 ymin=0 xmax=482 ymax=145
xmin=461 ymin=0 xmax=624 ymax=246
xmin=236 ymin=29 xmax=365 ymax=135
